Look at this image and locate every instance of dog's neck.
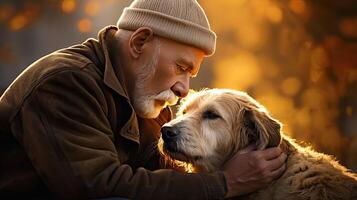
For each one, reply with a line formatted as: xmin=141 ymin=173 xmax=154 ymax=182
xmin=191 ymin=157 xmax=226 ymax=173
xmin=190 ymin=134 xmax=297 ymax=173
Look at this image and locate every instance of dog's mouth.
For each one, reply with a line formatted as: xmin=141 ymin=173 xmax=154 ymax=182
xmin=167 ymin=150 xmax=202 ymax=163
xmin=162 ymin=142 xmax=202 ymax=163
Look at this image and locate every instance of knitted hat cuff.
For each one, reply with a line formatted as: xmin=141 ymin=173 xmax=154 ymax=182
xmin=117 ymin=7 xmax=216 ymax=56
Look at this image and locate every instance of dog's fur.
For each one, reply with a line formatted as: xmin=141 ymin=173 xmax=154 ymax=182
xmin=158 ymin=89 xmax=357 ymax=200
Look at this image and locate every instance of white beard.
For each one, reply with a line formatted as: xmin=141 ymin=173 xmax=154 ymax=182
xmin=134 ymin=89 xmax=178 ymax=118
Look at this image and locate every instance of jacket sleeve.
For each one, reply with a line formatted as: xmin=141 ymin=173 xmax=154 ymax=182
xmin=10 ymin=69 xmax=227 ymax=200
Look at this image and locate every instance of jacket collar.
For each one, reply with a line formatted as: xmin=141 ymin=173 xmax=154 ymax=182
xmin=98 ymin=26 xmax=129 ymax=99
xmin=87 ymin=26 xmax=141 ymax=144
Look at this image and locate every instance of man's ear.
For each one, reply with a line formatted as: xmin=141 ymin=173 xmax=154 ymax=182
xmin=242 ymin=108 xmax=282 ymax=150
xmin=128 ymin=27 xmax=154 ymax=58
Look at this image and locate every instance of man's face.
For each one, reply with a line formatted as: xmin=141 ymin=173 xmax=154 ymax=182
xmin=132 ymin=37 xmax=205 ymax=119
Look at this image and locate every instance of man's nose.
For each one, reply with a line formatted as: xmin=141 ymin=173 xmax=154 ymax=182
xmin=171 ymin=79 xmax=189 ymax=98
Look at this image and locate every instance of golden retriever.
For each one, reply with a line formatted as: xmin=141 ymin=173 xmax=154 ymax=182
xmin=158 ymin=88 xmax=357 ymax=200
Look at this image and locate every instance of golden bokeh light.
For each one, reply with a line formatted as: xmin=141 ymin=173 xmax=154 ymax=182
xmin=235 ymin=23 xmax=268 ymax=50
xmin=77 ymin=18 xmax=92 ymax=33
xmin=265 ymin=4 xmax=283 ymax=24
xmin=61 ymin=0 xmax=76 ymax=13
xmin=201 ymin=0 xmax=251 ymax=32
xmin=288 ymin=0 xmax=308 ymax=17
xmin=9 ymin=14 xmax=28 ymax=31
xmin=250 ymin=0 xmax=273 ymax=18
xmin=259 ymin=57 xmax=280 ymax=78
xmin=85 ymin=0 xmax=100 ymax=17
xmin=311 ymin=46 xmax=329 ymax=69
xmin=301 ymin=88 xmax=325 ymax=108
xmin=256 ymin=91 xmax=296 ymax=123
xmin=339 ymin=18 xmax=357 ymax=38
xmin=252 ymin=82 xmax=277 ymax=97
xmin=323 ymin=35 xmax=341 ymax=50
xmin=295 ymin=108 xmax=311 ymax=127
xmin=281 ymin=77 xmax=302 ymax=96
xmin=213 ymin=52 xmax=261 ymax=90
xmin=8 ymin=5 xmax=39 ymax=31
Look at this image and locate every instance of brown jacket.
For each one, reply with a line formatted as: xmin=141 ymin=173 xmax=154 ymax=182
xmin=0 ymin=26 xmax=226 ymax=200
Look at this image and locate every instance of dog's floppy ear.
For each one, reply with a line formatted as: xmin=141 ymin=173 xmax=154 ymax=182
xmin=243 ymin=108 xmax=282 ymax=150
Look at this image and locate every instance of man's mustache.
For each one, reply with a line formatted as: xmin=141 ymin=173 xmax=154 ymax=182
xmin=155 ymin=90 xmax=179 ymax=106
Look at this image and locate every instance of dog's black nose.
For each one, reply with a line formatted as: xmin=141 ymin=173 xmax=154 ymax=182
xmin=161 ymin=126 xmax=179 ymax=141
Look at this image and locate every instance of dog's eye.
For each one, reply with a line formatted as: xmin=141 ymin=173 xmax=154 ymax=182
xmin=202 ymin=110 xmax=221 ymax=120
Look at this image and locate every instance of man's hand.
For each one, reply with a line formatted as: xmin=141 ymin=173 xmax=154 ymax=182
xmin=223 ymin=144 xmax=287 ymax=198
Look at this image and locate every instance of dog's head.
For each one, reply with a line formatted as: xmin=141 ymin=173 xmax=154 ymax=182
xmin=158 ymin=89 xmax=282 ymax=172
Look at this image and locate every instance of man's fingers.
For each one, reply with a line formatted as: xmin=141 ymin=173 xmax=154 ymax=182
xmin=270 ymin=162 xmax=286 ymax=180
xmin=267 ymin=152 xmax=287 ymax=171
xmin=262 ymin=147 xmax=283 ymax=160
xmin=237 ymin=144 xmax=257 ymax=154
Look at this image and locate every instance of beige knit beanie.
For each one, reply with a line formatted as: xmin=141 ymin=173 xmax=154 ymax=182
xmin=117 ymin=0 xmax=216 ymax=56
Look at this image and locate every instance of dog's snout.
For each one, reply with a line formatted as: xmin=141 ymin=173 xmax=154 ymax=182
xmin=161 ymin=126 xmax=179 ymax=141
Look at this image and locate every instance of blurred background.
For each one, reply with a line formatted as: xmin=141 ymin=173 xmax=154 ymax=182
xmin=0 ymin=0 xmax=356 ymax=171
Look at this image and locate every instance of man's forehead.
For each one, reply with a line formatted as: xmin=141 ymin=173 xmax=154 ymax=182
xmin=158 ymin=36 xmax=205 ymax=57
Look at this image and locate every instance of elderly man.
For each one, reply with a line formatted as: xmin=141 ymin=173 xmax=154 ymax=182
xmin=0 ymin=0 xmax=286 ymax=199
